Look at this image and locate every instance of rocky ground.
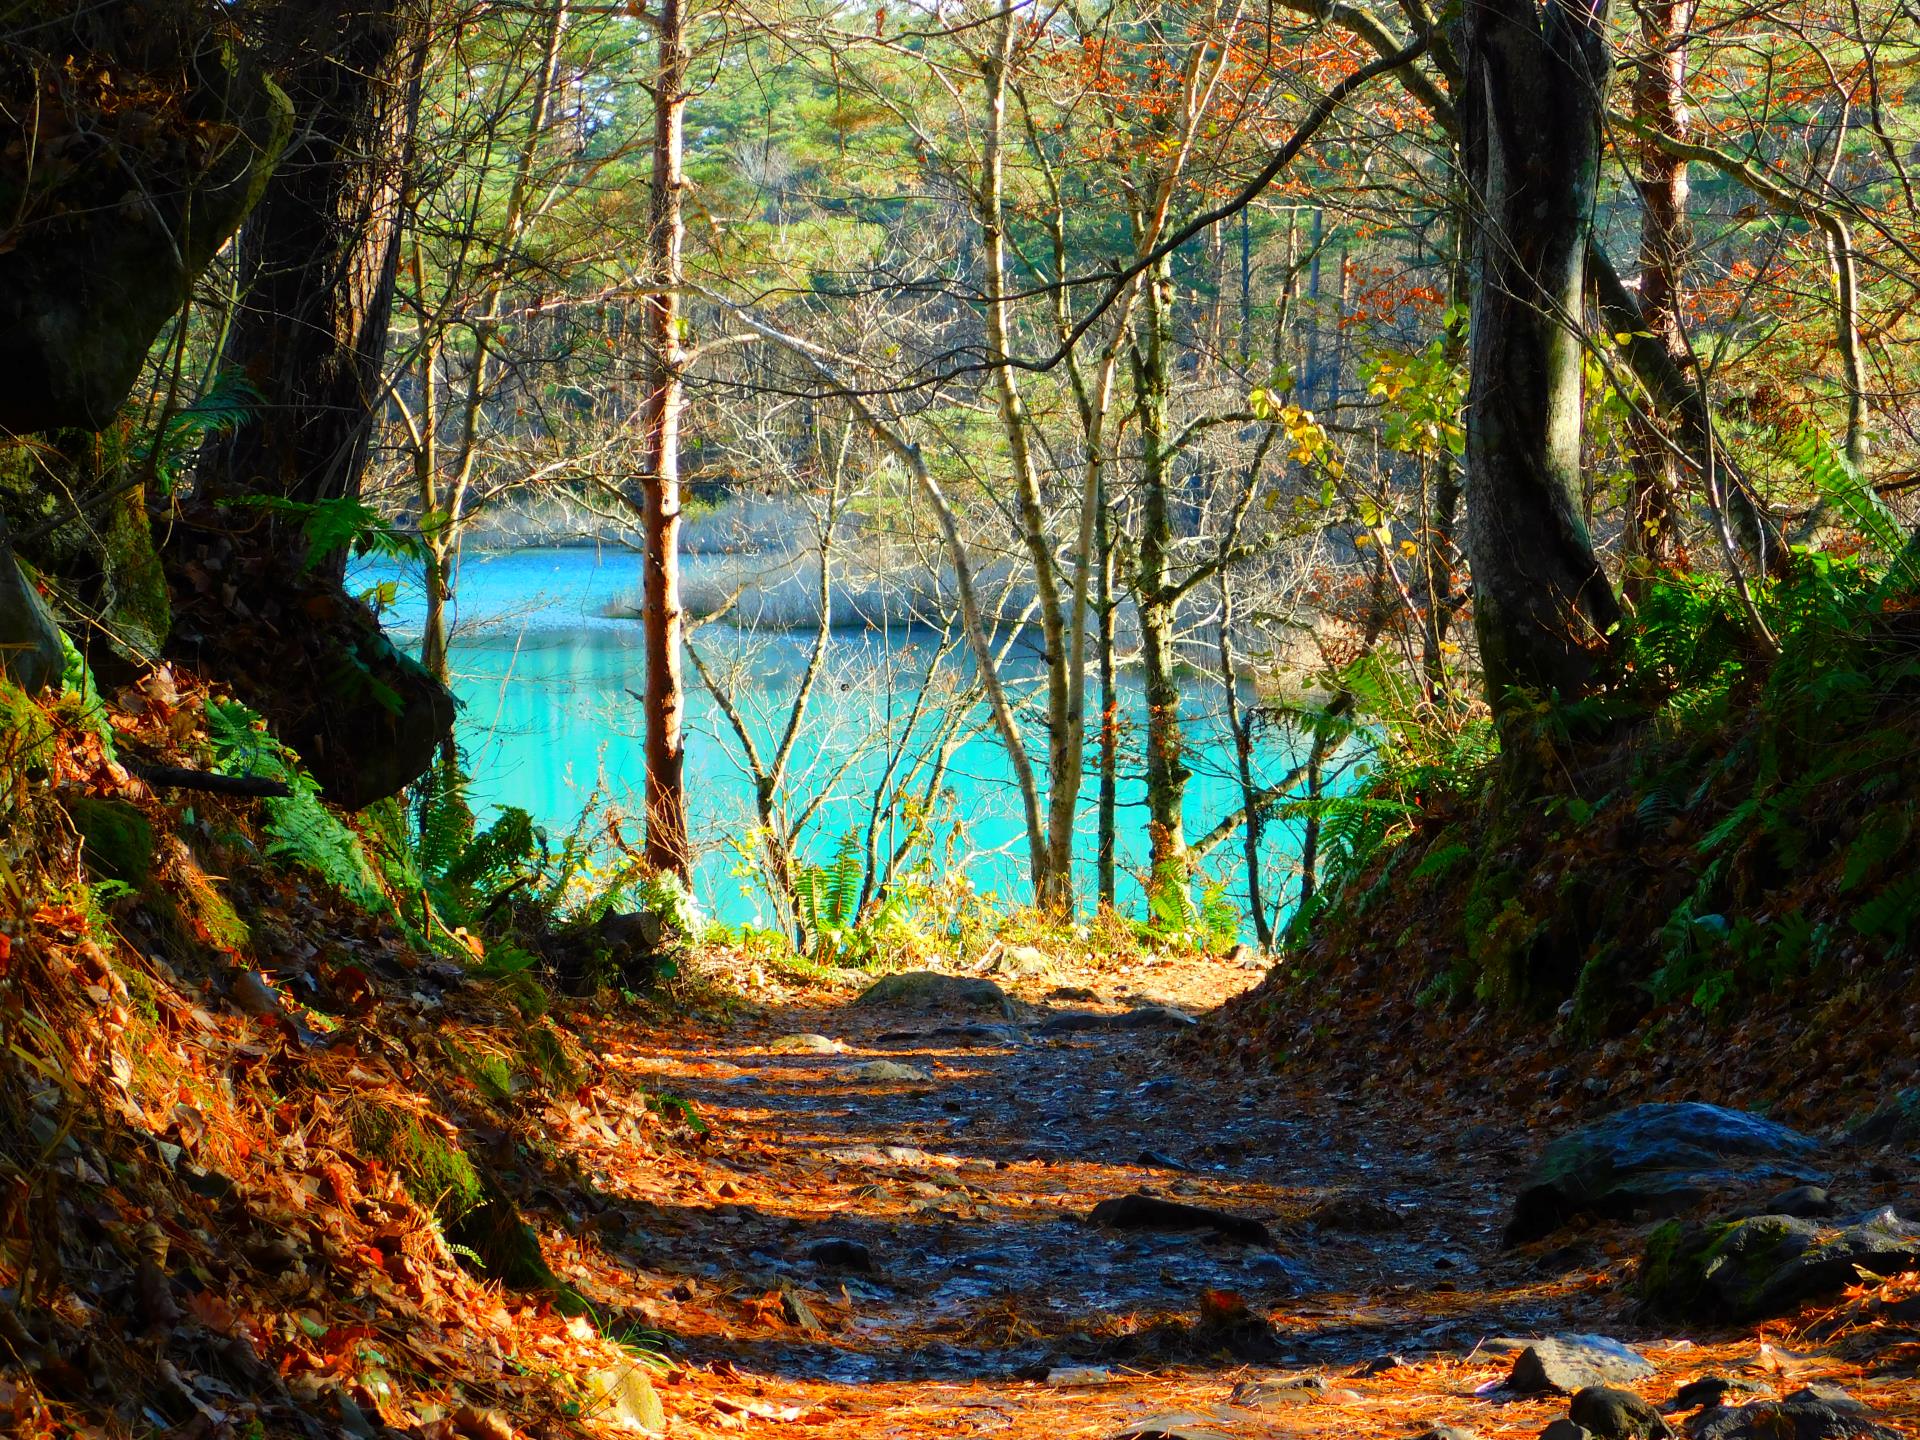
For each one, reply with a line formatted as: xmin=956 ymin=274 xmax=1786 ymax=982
xmin=526 ymin=947 xmax=1920 ymax=1440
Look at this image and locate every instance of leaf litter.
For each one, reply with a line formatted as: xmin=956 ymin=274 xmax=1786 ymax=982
xmin=1 ymin=676 xmax=1918 ymax=1439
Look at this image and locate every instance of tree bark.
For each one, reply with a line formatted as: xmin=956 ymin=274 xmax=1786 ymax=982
xmin=638 ymin=0 xmax=691 ymax=878
xmin=1461 ymin=0 xmax=1620 ymax=727
xmin=1621 ymin=0 xmax=1694 ymax=595
xmin=1095 ymin=471 xmax=1119 ymax=912
xmin=1217 ymin=573 xmax=1270 ymax=949
xmin=978 ymin=10 xmax=1072 ymax=911
xmin=198 ymin=0 xmax=426 ymax=578
xmin=1133 ymin=258 xmax=1189 ymax=887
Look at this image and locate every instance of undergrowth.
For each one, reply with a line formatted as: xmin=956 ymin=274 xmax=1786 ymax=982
xmin=1265 ymin=543 xmax=1920 ymax=1045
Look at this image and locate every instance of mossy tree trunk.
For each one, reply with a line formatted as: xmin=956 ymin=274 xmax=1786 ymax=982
xmin=196 ymin=0 xmax=427 ymax=577
xmin=1461 ymin=0 xmax=1620 ymax=735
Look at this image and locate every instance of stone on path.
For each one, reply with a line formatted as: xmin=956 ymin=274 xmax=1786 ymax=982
xmin=1506 ymin=1336 xmax=1655 ymax=1395
xmin=1508 ymin=1103 xmax=1822 ymax=1243
xmin=805 ymin=1237 xmax=873 ymax=1271
xmin=1672 ymin=1379 xmax=1773 ymax=1412
xmin=770 ymin=1033 xmax=845 ymax=1054
xmin=856 ymin=970 xmax=1017 ymax=1018
xmin=1571 ymin=1386 xmax=1674 ymax=1440
xmin=848 ymin=1059 xmax=932 ymax=1084
xmin=1045 ymin=1365 xmax=1119 ymax=1385
xmin=876 ymin=1023 xmax=1025 ymax=1047
xmin=1409 ymin=1428 xmax=1480 ymax=1440
xmin=1038 ymin=1005 xmax=1197 ymax=1036
xmin=1766 ymin=1184 xmax=1839 ymax=1219
xmin=1110 ymin=1417 xmax=1232 ymax=1440
xmin=1306 ymin=1191 xmax=1404 ymax=1232
xmin=1088 ymin=1191 xmax=1271 ymax=1245
xmin=987 ymin=943 xmax=1056 ymax=978
xmin=1229 ymin=1376 xmax=1327 ymax=1409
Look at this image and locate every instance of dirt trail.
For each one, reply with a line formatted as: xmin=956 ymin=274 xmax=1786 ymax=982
xmin=542 ymin=957 xmax=1915 ymax=1439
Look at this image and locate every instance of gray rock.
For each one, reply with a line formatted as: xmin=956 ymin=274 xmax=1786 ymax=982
xmin=1110 ymin=1416 xmax=1229 ymax=1440
xmin=847 ymin=1059 xmax=932 ymax=1084
xmin=1542 ymin=1422 xmax=1595 ymax=1440
xmin=1786 ymin=1387 xmax=1868 ymax=1416
xmin=1641 ymin=1207 xmax=1920 ymax=1320
xmin=1571 ymin=1386 xmax=1674 ymax=1440
xmin=1672 ymin=1378 xmax=1773 ymax=1412
xmin=988 ymin=943 xmax=1056 ymax=978
xmin=1850 ymin=1088 xmax=1920 ymax=1149
xmin=877 ymin=1023 xmax=1025 ymax=1046
xmin=1766 ymin=1185 xmax=1840 ymax=1219
xmin=0 ymin=537 xmax=64 ymax=694
xmin=1507 ymin=1103 xmax=1822 ymax=1243
xmin=856 ymin=971 xmax=1016 ymax=1018
xmin=1306 ymin=1191 xmax=1403 ymax=1232
xmin=1228 ymin=1375 xmax=1326 ymax=1409
xmin=1412 ymin=1428 xmax=1479 ymax=1440
xmin=770 ymin=1033 xmax=846 ymax=1054
xmin=1038 ymin=1006 xmax=1197 ymax=1035
xmin=1507 ymin=1336 xmax=1655 ymax=1395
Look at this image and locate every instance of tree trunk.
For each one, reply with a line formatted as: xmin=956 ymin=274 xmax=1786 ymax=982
xmin=1461 ymin=0 xmax=1620 ymax=728
xmin=1218 ymin=573 xmax=1270 ymax=949
xmin=638 ymin=0 xmax=691 ymax=878
xmin=167 ymin=0 xmax=452 ymax=811
xmin=979 ymin=12 xmax=1073 ymax=911
xmin=1133 ymin=259 xmax=1188 ymax=889
xmin=198 ymin=0 xmax=426 ymax=577
xmin=1095 ymin=470 xmax=1119 ymax=912
xmin=1622 ymin=0 xmax=1694 ymax=595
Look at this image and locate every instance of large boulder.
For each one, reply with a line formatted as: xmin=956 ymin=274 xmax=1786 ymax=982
xmin=1641 ymin=1207 xmax=1920 ymax=1321
xmin=1507 ymin=1103 xmax=1822 ymax=1243
xmin=855 ymin=971 xmax=1016 ymax=1018
xmin=0 ymin=6 xmax=291 ymax=432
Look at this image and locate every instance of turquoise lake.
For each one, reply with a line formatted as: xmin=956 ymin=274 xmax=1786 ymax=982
xmin=363 ymin=547 xmax=1317 ymax=934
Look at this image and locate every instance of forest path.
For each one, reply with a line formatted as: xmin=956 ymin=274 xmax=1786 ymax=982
xmin=560 ymin=955 xmax=1781 ymax=1440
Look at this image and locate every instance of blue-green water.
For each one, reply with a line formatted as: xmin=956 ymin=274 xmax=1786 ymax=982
xmin=363 ymin=547 xmax=1313 ymax=933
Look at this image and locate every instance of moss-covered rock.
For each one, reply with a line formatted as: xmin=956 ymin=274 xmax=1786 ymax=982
xmin=66 ymin=796 xmax=156 ymax=886
xmin=1641 ymin=1209 xmax=1920 ymax=1320
xmin=1508 ymin=1102 xmax=1821 ymax=1243
xmin=346 ymin=1100 xmax=484 ymax=1221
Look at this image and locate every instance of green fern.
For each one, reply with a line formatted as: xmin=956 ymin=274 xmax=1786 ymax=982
xmin=1841 ymin=805 xmax=1909 ymax=893
xmin=1410 ymin=842 xmax=1473 ymax=882
xmin=221 ymin=495 xmax=427 ymax=572
xmin=1785 ymin=419 xmax=1919 ymax=589
xmin=205 ymin=699 xmax=390 ymax=914
xmin=1851 ymin=875 xmax=1920 ymax=946
xmin=141 ymin=373 xmax=256 ymax=493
